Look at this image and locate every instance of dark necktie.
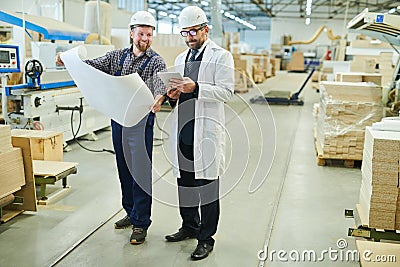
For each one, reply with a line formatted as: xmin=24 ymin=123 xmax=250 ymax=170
xmin=185 ymin=49 xmax=198 ymax=75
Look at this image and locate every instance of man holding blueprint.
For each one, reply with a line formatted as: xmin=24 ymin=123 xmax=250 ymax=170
xmin=57 ymin=11 xmax=167 ymax=245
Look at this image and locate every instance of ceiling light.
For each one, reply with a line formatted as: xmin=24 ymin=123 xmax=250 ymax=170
xmin=169 ymin=14 xmax=176 ymax=19
xmin=305 ymin=17 xmax=311 ymax=25
xmin=201 ymin=1 xmax=209 ymax=6
xmin=148 ymin=8 xmax=156 ymax=14
xmin=159 ymin=11 xmax=168 ymax=17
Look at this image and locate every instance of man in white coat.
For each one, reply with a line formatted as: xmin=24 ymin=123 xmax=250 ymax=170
xmin=164 ymin=5 xmax=234 ymax=261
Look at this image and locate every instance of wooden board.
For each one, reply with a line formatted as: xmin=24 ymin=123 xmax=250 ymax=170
xmin=0 ymin=210 xmax=24 ymax=223
xmin=33 ymin=160 xmax=78 ymax=176
xmin=0 ymin=148 xmax=25 ymax=199
xmin=356 ymin=240 xmax=400 ymax=266
xmin=9 ymin=137 xmax=37 ymax=212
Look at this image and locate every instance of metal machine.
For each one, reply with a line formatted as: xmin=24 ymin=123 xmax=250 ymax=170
xmin=347 ymin=8 xmax=400 ymax=115
xmin=0 ymin=10 xmax=113 ymax=142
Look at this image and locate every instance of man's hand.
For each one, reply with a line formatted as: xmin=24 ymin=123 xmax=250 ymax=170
xmin=55 ymin=52 xmax=65 ymax=66
xmin=169 ymin=77 xmax=195 ymax=94
xmin=151 ymin=94 xmax=166 ymax=113
xmin=166 ymin=86 xmax=181 ymax=100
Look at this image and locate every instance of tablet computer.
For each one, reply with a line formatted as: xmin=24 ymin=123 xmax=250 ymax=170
xmin=157 ymin=72 xmax=183 ymax=86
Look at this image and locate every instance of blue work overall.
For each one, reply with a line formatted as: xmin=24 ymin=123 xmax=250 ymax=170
xmin=111 ymin=49 xmax=156 ymax=229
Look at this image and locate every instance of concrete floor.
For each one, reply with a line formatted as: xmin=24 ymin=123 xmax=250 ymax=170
xmin=0 ymin=71 xmax=362 ymax=267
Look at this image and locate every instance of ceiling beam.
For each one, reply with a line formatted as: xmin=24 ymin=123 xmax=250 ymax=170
xmin=251 ymin=0 xmax=274 ymax=17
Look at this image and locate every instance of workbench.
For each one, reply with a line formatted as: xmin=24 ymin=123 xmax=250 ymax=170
xmin=33 ymin=160 xmax=78 ymax=204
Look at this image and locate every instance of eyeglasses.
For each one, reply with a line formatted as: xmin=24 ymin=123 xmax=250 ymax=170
xmin=180 ymin=26 xmax=205 ymax=37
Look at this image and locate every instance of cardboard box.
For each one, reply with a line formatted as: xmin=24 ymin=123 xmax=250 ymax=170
xmin=11 ymin=130 xmax=63 ymax=161
xmin=0 ymin=148 xmax=26 ymax=199
xmin=289 ymin=51 xmax=304 ymax=71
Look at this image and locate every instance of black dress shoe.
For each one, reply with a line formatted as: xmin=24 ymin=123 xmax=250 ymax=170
xmin=191 ymin=243 xmax=213 ymax=260
xmin=165 ymin=228 xmax=196 ymax=242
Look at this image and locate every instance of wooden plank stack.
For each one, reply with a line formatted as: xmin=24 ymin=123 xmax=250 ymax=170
xmin=360 ymin=126 xmax=400 ymax=230
xmin=336 ymin=72 xmax=382 ymax=86
xmin=350 ymin=52 xmax=395 ymax=87
xmin=0 ymin=125 xmax=26 ymax=200
xmin=316 ymin=82 xmax=383 ymax=160
xmin=0 ymin=125 xmax=13 ymax=153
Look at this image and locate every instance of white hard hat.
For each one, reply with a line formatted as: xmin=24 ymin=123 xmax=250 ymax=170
xmin=129 ymin=11 xmax=156 ymax=28
xmin=178 ymin=6 xmax=208 ymax=28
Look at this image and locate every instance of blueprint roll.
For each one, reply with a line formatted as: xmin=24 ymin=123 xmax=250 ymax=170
xmin=83 ymin=1 xmax=112 ymax=40
xmin=60 ymin=46 xmax=154 ymax=127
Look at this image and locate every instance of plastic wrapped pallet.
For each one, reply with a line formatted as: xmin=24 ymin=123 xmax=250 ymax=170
xmin=316 ymin=82 xmax=383 ymax=160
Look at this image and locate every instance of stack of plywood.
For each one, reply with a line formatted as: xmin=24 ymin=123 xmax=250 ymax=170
xmin=240 ymin=54 xmax=269 ymax=83
xmin=270 ymin=58 xmax=281 ymax=76
xmin=335 ymin=72 xmax=382 ymax=86
xmin=360 ymin=127 xmax=400 ymax=230
xmin=397 ymin=188 xmax=400 ymax=230
xmin=0 ymin=125 xmax=13 ymax=153
xmin=316 ymin=82 xmax=383 ymax=160
xmin=252 ymin=63 xmax=265 ymax=83
xmin=350 ymin=52 xmax=395 ymax=87
xmin=0 ymin=125 xmax=25 ymax=200
xmin=319 ymin=81 xmax=382 ymax=102
xmin=233 ymin=57 xmax=251 ymax=93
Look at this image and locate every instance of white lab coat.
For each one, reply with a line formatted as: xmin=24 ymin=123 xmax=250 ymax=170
xmin=170 ymin=39 xmax=234 ymax=180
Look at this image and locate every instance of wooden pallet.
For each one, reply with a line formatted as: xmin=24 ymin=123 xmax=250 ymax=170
xmin=314 ymin=129 xmax=362 ymax=168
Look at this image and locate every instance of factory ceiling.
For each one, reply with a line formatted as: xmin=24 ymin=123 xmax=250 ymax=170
xmin=147 ymin=0 xmax=400 ymax=30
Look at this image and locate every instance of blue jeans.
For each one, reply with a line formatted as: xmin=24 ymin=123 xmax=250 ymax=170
xmin=111 ymin=112 xmax=154 ymax=229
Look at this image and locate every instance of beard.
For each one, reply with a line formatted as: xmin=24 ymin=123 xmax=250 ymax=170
xmin=134 ymin=40 xmax=150 ymax=52
xmin=185 ymin=39 xmax=202 ymax=50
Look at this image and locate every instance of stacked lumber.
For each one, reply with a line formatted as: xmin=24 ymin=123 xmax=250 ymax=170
xmin=336 ymin=72 xmax=382 ymax=86
xmin=233 ymin=57 xmax=250 ymax=93
xmin=316 ymin=82 xmax=383 ymax=160
xmin=0 ymin=125 xmax=13 ymax=153
xmin=360 ymin=127 xmax=400 ymax=230
xmin=0 ymin=125 xmax=25 ymax=200
xmin=252 ymin=63 xmax=265 ymax=83
xmin=350 ymin=52 xmax=395 ymax=87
